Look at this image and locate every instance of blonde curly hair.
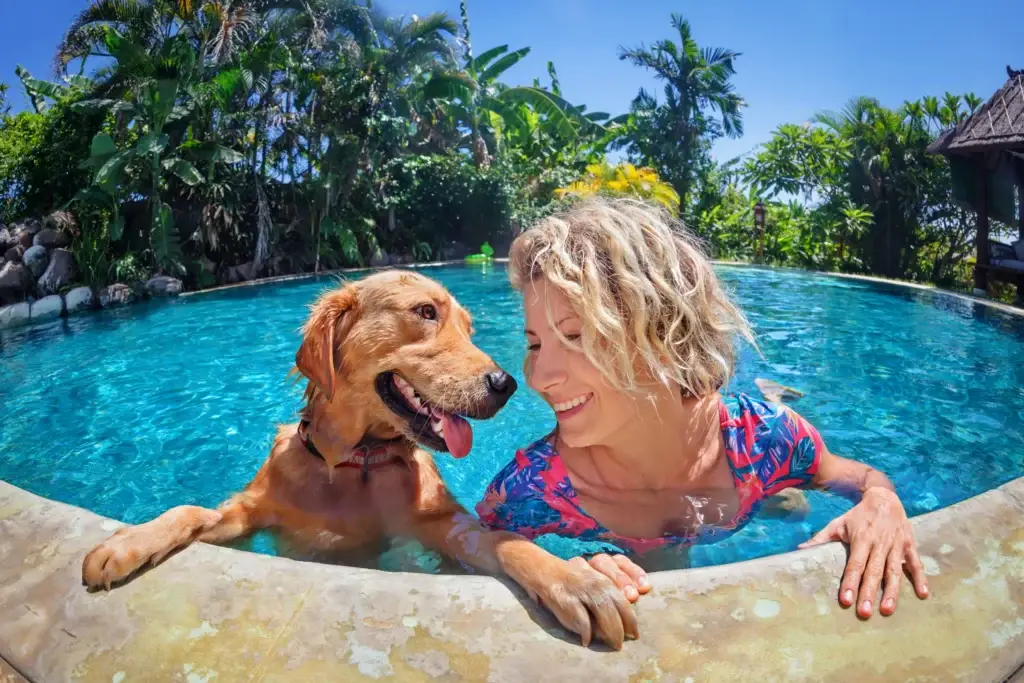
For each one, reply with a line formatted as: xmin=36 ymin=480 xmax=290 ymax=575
xmin=509 ymin=196 xmax=755 ymax=397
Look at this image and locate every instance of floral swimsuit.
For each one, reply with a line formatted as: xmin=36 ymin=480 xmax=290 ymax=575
xmin=475 ymin=393 xmax=824 ymax=555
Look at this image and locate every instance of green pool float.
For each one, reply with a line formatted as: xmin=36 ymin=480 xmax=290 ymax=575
xmin=464 ymin=242 xmax=495 ymax=264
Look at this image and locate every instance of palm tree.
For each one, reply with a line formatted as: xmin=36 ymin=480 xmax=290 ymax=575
xmin=56 ymin=0 xmax=261 ymax=79
xmin=423 ymin=3 xmax=587 ymax=168
xmin=618 ymin=13 xmax=744 ymax=208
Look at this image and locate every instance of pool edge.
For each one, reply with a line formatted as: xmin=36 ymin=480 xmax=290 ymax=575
xmin=1 ymin=476 xmax=1021 ymax=682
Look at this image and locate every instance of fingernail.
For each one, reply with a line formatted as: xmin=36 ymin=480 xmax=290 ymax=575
xmin=842 ymin=589 xmax=854 ymax=604
xmin=882 ymin=597 xmax=894 ymax=611
xmin=638 ymin=576 xmax=650 ymax=589
xmin=861 ymin=600 xmax=872 ymax=614
xmin=625 ymin=586 xmax=638 ymax=601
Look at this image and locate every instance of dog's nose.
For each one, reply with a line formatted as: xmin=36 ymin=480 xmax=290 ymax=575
xmin=485 ymin=371 xmax=517 ymax=397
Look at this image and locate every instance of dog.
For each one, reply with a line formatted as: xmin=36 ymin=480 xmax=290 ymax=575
xmin=81 ymin=270 xmax=637 ymax=649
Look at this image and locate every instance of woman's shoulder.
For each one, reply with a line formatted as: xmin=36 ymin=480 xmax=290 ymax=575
xmin=720 ymin=390 xmax=824 ymax=491
xmin=720 ymin=391 xmax=783 ymax=421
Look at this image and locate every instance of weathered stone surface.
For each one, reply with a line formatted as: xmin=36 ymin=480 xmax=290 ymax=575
xmin=42 ymin=210 xmax=77 ymax=235
xmin=0 ymin=262 xmax=33 ymax=304
xmin=0 ymin=227 xmax=15 ymax=250
xmin=29 ymin=294 xmax=64 ymax=321
xmin=224 ymin=262 xmax=255 ymax=283
xmin=0 ymin=302 xmax=30 ymax=329
xmin=36 ymin=249 xmax=75 ymax=296
xmin=11 ymin=218 xmax=41 ymax=236
xmin=0 ymin=477 xmax=1020 ymax=683
xmin=3 ymin=245 xmax=24 ymax=264
xmin=98 ymin=283 xmax=135 ymax=307
xmin=31 ymin=229 xmax=69 ymax=249
xmin=22 ymin=247 xmax=47 ymax=279
xmin=64 ymin=287 xmax=95 ymax=313
xmin=15 ymin=231 xmax=33 ymax=249
xmin=145 ymin=275 xmax=183 ymax=297
xmin=0 ymin=656 xmax=29 ymax=683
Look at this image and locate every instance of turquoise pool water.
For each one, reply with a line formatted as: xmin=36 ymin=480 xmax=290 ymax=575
xmin=2 ymin=264 xmax=1023 ymax=570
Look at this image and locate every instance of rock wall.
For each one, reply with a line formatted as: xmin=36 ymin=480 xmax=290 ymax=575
xmin=0 ymin=216 xmax=185 ymax=331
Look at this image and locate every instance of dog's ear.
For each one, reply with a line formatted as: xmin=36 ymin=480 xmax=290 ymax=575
xmin=295 ymin=286 xmax=358 ymax=402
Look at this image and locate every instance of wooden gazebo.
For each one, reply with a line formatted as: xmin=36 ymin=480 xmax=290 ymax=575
xmin=928 ymin=66 xmax=1024 ymax=295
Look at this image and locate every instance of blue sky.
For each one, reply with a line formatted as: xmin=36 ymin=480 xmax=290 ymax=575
xmin=2 ymin=0 xmax=1021 ymax=163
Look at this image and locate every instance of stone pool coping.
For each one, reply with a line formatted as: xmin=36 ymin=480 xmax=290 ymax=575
xmin=1 ymin=477 xmax=1022 ymax=682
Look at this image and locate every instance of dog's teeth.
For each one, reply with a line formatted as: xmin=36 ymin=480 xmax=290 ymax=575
xmin=431 ymin=419 xmax=444 ymax=438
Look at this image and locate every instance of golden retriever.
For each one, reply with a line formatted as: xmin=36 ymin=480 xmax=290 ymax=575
xmin=81 ymin=270 xmax=637 ymax=649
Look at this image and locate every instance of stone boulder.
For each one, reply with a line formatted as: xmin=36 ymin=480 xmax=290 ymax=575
xmin=11 ymin=218 xmax=42 ymax=236
xmin=146 ymin=275 xmax=183 ymax=297
xmin=37 ymin=248 xmax=76 ymax=296
xmin=440 ymin=241 xmax=469 ymax=260
xmin=0 ymin=262 xmax=34 ymax=304
xmin=65 ymin=286 xmax=95 ymax=313
xmin=0 ymin=302 xmax=30 ymax=329
xmin=16 ymin=230 xmax=34 ymax=248
xmin=224 ymin=262 xmax=254 ymax=284
xmin=33 ymin=229 xmax=70 ymax=249
xmin=0 ymin=227 xmax=16 ymax=251
xmin=43 ymin=210 xmax=77 ymax=234
xmin=370 ymin=249 xmax=391 ymax=268
xmin=5 ymin=245 xmax=25 ymax=263
xmin=23 ymin=246 xmax=48 ymax=278
xmin=99 ymin=283 xmax=135 ymax=307
xmin=30 ymin=294 xmax=64 ymax=321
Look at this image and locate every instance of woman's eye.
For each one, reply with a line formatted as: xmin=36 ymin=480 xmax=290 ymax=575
xmin=527 ymin=343 xmax=540 ymax=351
xmin=414 ymin=304 xmax=437 ymax=320
xmin=565 ymin=333 xmax=581 ymax=342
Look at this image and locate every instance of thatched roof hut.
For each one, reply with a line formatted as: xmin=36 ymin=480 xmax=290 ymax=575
xmin=928 ymin=66 xmax=1024 ymax=294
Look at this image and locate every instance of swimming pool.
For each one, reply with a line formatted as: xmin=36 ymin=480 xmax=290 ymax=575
xmin=2 ymin=264 xmax=1023 ymax=570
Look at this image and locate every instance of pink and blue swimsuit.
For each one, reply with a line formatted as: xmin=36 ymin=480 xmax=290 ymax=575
xmin=475 ymin=393 xmax=825 ymax=555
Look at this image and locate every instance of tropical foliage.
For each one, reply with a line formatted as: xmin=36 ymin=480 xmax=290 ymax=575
xmin=0 ymin=4 xmax=1005 ymax=295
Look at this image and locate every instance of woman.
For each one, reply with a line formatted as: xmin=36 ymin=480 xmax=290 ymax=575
xmin=477 ymin=197 xmax=929 ymax=620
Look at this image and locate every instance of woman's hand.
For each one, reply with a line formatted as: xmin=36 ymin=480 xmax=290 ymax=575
xmin=800 ymin=487 xmax=929 ymax=617
xmin=573 ymin=553 xmax=652 ymax=603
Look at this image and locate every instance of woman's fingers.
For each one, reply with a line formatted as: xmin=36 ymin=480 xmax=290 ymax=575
xmin=857 ymin=535 xmax=890 ymax=618
xmin=879 ymin=545 xmax=903 ymax=616
xmin=839 ymin=532 xmax=870 ymax=609
xmin=588 ymin=554 xmax=640 ymax=602
xmin=612 ymin=554 xmax=652 ymax=595
xmin=903 ymin=535 xmax=931 ymax=600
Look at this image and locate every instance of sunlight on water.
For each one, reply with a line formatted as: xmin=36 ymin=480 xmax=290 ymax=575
xmin=2 ymin=264 xmax=1023 ymax=570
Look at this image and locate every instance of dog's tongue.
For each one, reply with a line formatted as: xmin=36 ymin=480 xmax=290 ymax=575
xmin=441 ymin=413 xmax=473 ymax=459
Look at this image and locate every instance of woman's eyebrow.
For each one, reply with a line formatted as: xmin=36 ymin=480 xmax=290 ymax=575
xmin=525 ymin=315 xmax=577 ymax=336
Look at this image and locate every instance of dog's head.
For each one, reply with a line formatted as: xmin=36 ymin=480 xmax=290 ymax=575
xmin=295 ymin=270 xmax=517 ymax=458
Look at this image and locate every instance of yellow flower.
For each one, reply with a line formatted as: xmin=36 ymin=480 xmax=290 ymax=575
xmin=555 ymin=161 xmax=680 ymax=215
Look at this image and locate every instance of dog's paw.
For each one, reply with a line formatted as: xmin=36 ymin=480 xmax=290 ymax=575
xmin=530 ymin=560 xmax=639 ymax=650
xmin=82 ymin=506 xmax=222 ymax=590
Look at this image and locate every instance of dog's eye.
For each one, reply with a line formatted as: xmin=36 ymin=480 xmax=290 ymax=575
xmin=414 ymin=304 xmax=437 ymax=321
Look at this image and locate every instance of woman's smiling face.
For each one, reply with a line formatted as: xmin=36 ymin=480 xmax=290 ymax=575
xmin=522 ymin=278 xmax=637 ymax=448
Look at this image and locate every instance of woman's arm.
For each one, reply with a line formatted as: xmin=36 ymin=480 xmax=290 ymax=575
xmin=791 ymin=410 xmax=930 ymax=618
xmin=810 ymin=446 xmax=896 ymax=501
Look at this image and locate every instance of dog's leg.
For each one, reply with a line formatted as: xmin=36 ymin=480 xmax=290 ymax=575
xmin=82 ymin=495 xmax=268 ymax=590
xmin=408 ymin=508 xmax=639 ymax=650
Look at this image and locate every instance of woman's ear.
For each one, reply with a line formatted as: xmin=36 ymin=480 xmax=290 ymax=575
xmin=295 ymin=286 xmax=358 ymax=402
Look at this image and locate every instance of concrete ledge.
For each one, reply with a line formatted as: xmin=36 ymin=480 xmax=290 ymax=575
xmin=1 ymin=478 xmax=1021 ymax=682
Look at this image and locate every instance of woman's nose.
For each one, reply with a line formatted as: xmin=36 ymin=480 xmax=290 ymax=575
xmin=529 ymin=346 xmax=567 ymax=393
